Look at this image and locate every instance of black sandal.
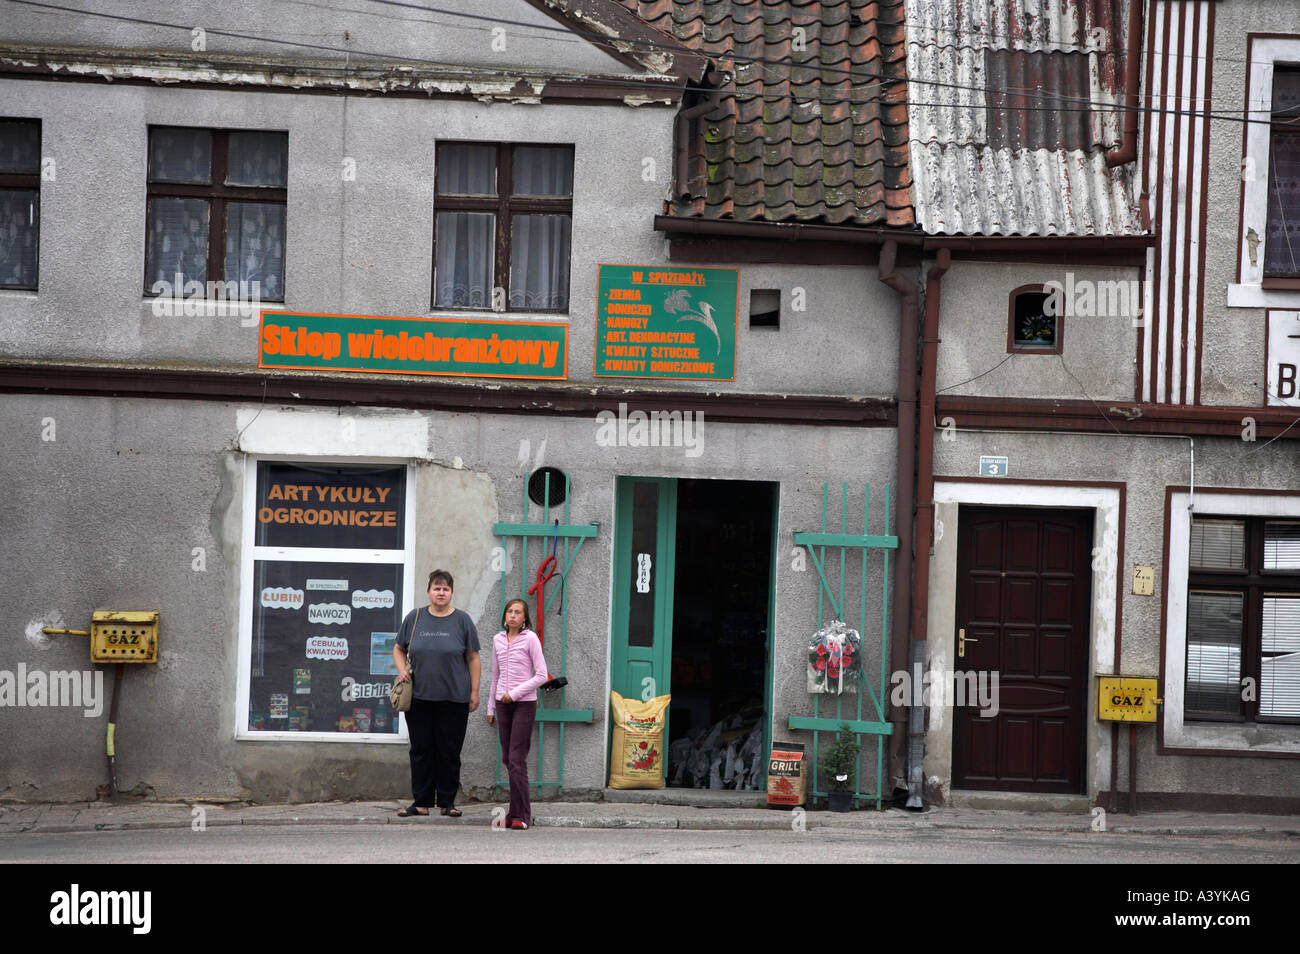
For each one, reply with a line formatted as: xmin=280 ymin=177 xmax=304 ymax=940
xmin=397 ymin=804 xmax=429 ymax=817
xmin=440 ymin=806 xmax=463 ymax=817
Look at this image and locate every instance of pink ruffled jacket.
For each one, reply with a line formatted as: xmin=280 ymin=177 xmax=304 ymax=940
xmin=488 ymin=629 xmax=548 ymax=716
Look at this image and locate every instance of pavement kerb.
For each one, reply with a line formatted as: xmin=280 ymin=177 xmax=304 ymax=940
xmin=2 ymin=801 xmax=1298 ymax=838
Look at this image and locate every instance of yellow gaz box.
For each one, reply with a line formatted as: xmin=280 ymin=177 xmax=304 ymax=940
xmin=1097 ymin=675 xmax=1160 ymax=722
xmin=90 ymin=611 xmax=159 ymax=664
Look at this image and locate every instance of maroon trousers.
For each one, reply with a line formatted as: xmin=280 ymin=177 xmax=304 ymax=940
xmin=496 ymin=699 xmax=537 ymax=825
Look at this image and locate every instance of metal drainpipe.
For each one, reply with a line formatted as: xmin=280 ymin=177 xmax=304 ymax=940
xmin=1104 ymin=0 xmax=1143 ymax=168
xmin=907 ymin=249 xmax=950 ymax=807
xmin=878 ymin=239 xmax=919 ymax=797
xmin=674 ymin=78 xmax=724 ymax=202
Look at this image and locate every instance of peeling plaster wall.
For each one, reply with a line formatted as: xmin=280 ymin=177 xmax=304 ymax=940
xmin=0 ymin=394 xmax=899 ymax=802
xmin=933 ymin=261 xmax=1141 ymax=401
xmin=1195 ymin=1 xmax=1300 ymax=407
xmin=0 ymin=77 xmax=899 ymax=398
xmin=1 ymin=0 xmax=643 ymax=75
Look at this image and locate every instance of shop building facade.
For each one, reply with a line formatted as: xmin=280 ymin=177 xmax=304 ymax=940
xmin=3 ymin=0 xmax=1296 ymax=813
xmin=0 ymin=0 xmax=912 ymax=803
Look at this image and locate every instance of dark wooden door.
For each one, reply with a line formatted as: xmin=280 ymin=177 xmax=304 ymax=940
xmin=952 ymin=507 xmax=1093 ymax=793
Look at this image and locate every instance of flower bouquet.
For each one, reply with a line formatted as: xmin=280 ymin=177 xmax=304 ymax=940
xmin=806 ymin=620 xmax=861 ymax=694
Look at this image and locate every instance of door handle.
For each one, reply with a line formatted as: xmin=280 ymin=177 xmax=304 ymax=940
xmin=958 ymin=628 xmax=979 ymax=658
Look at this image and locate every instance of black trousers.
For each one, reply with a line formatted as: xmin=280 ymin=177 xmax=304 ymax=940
xmin=407 ymin=698 xmax=469 ymax=808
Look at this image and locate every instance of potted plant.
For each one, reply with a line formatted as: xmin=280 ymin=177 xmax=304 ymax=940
xmin=822 ymin=723 xmax=859 ymax=812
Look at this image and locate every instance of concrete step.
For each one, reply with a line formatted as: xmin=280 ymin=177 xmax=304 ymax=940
xmin=944 ymin=791 xmax=1094 ymax=813
xmin=602 ymin=788 xmax=768 ymax=809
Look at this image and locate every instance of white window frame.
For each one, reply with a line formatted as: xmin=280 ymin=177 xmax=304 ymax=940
xmin=1164 ymin=491 xmax=1300 ymax=753
xmin=235 ymin=454 xmax=417 ymax=743
xmin=1229 ymin=36 xmax=1300 ymax=309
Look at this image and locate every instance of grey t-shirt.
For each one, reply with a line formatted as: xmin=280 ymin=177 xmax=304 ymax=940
xmin=397 ymin=607 xmax=480 ymax=703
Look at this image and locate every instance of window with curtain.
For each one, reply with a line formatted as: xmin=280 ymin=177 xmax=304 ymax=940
xmin=146 ymin=127 xmax=287 ymax=301
xmin=1186 ymin=516 xmax=1300 ymax=723
xmin=0 ymin=119 xmax=41 ymax=290
xmin=433 ymin=142 xmax=572 ymax=313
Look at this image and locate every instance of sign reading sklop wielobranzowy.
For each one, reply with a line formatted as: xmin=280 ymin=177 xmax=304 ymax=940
xmin=259 ymin=312 xmax=567 ymax=380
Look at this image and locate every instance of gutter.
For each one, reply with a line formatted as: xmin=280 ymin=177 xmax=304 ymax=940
xmin=657 ymin=215 xmax=925 ymax=245
xmin=878 ymin=239 xmax=920 ymax=798
xmin=909 ymin=249 xmax=950 ymax=808
xmin=674 ymin=82 xmax=725 ymax=202
xmin=1104 ymin=0 xmax=1144 ymax=168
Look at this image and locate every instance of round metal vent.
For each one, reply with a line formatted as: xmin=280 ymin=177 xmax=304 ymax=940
xmin=527 ymin=467 xmax=568 ymax=508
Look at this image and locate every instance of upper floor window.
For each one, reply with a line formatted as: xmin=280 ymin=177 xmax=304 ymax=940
xmin=1265 ymin=68 xmax=1299 ymax=279
xmin=145 ymin=127 xmax=287 ymax=301
xmin=433 ymin=143 xmax=572 ymax=313
xmin=0 ymin=119 xmax=40 ymax=290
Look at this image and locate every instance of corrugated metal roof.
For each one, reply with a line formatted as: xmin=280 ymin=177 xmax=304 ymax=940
xmin=907 ymin=0 xmax=1145 ymax=235
xmin=618 ymin=0 xmax=915 ymax=227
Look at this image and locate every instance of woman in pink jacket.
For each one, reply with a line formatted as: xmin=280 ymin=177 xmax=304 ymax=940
xmin=486 ymin=598 xmax=549 ymax=829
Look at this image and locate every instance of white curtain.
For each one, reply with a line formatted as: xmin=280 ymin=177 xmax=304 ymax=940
xmin=510 ymin=214 xmax=570 ymax=310
xmin=435 ymin=211 xmax=494 ymax=308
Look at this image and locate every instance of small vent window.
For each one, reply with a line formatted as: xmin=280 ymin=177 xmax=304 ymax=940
xmin=1008 ymin=284 xmax=1061 ymax=353
xmin=749 ymin=289 xmax=780 ymax=328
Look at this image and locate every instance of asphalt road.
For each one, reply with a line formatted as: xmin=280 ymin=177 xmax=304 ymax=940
xmin=3 ymin=822 xmax=1295 ymax=864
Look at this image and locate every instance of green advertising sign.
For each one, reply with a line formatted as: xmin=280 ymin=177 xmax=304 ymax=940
xmin=594 ymin=264 xmax=738 ymax=380
xmin=258 ymin=311 xmax=567 ymax=380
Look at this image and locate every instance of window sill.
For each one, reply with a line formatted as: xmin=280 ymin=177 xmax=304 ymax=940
xmin=1163 ymin=717 xmax=1300 ymax=755
xmin=427 ymin=309 xmax=569 ymax=323
xmin=1226 ymin=283 xmax=1300 ymax=308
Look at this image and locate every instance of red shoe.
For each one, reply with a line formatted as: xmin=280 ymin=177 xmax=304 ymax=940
xmin=509 ymin=819 xmax=529 ymax=830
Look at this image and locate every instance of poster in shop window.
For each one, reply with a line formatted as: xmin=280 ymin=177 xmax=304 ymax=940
xmin=594 ymin=264 xmax=738 ymax=380
xmin=249 ymin=559 xmax=403 ymax=735
xmin=247 ymin=462 xmax=408 ymax=737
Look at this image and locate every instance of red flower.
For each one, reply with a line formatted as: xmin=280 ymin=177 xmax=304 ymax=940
xmin=814 ymin=658 xmax=827 ymax=672
xmin=816 ymin=644 xmax=828 ymax=657
xmin=638 ymin=741 xmax=648 ymax=750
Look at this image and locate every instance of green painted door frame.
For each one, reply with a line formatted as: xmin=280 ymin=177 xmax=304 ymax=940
xmin=609 ymin=477 xmax=678 ymax=706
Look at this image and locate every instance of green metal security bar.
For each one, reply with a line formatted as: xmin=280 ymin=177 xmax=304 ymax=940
xmin=492 ymin=471 xmax=597 ymax=790
xmin=788 ymin=481 xmax=896 ymax=809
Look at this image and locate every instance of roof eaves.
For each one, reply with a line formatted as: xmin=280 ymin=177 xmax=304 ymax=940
xmin=519 ymin=0 xmax=711 ymax=83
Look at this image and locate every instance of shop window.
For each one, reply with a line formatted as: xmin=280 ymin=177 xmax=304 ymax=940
xmin=749 ymin=289 xmax=779 ymax=328
xmin=1185 ymin=516 xmax=1300 ymax=724
xmin=432 ymin=142 xmax=573 ymax=312
xmin=0 ymin=119 xmax=40 ymax=290
xmin=1008 ymin=283 xmax=1061 ymax=353
xmin=1265 ymin=68 xmax=1300 ymax=280
xmin=238 ymin=461 xmax=413 ymax=741
xmin=145 ymin=127 xmax=286 ymax=301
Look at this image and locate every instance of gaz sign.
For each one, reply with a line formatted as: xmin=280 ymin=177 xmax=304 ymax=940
xmin=1266 ymin=310 xmax=1300 ymax=406
xmin=1097 ymin=675 xmax=1160 ymax=722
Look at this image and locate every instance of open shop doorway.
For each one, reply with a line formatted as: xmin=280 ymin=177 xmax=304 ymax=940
xmin=665 ymin=478 xmax=777 ymax=790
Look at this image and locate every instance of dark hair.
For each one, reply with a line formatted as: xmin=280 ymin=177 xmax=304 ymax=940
xmin=427 ymin=569 xmax=454 ymax=590
xmin=502 ymin=598 xmax=532 ymax=634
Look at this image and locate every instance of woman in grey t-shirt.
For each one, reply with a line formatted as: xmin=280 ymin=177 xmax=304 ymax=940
xmin=393 ymin=569 xmax=481 ymax=816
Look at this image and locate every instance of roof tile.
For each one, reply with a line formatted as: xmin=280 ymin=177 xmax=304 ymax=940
xmin=619 ymin=0 xmax=914 ymax=227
